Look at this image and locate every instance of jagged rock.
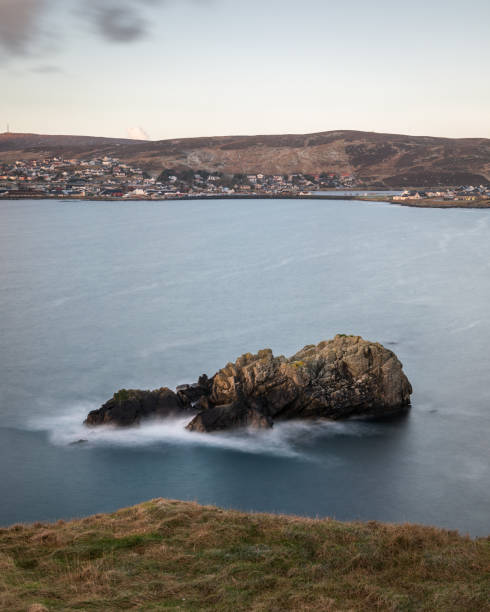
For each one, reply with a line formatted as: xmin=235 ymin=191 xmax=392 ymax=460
xmin=207 ymin=336 xmax=412 ymax=422
xmin=84 ymin=336 xmax=412 ymax=431
xmin=186 ymin=396 xmax=273 ymax=433
xmin=176 ymin=374 xmax=214 ymax=405
xmin=84 ymin=387 xmax=189 ymax=427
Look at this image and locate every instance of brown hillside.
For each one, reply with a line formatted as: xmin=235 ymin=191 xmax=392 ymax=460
xmin=1 ymin=130 xmax=489 ymax=187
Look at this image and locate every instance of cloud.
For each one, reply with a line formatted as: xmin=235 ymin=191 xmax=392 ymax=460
xmin=85 ymin=1 xmax=161 ymax=44
xmin=0 ymin=0 xmax=49 ymax=56
xmin=0 ymin=0 xmax=182 ymax=59
xmin=127 ymin=126 xmax=151 ymax=140
xmin=31 ymin=64 xmax=63 ymax=74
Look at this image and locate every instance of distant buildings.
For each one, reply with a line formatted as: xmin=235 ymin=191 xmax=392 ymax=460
xmin=0 ymin=156 xmax=360 ymax=199
xmin=1 ymin=157 xmax=488 ymax=201
xmin=393 ymin=187 xmax=489 ymax=201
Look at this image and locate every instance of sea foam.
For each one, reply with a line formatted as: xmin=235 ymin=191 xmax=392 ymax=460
xmin=27 ymin=403 xmax=382 ymax=459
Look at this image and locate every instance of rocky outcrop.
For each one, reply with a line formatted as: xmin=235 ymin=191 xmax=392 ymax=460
xmin=84 ymin=387 xmax=191 ymax=427
xmin=84 ymin=336 xmax=412 ymax=431
xmin=186 ymin=397 xmax=273 ymax=433
xmin=175 ymin=374 xmax=213 ymax=408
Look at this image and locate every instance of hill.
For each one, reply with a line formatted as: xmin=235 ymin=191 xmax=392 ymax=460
xmin=1 ymin=499 xmax=488 ymax=611
xmin=1 ymin=130 xmax=490 ymax=187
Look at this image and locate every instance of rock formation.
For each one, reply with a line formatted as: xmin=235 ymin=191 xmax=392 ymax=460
xmin=85 ymin=387 xmax=191 ymax=427
xmin=84 ymin=336 xmax=412 ymax=432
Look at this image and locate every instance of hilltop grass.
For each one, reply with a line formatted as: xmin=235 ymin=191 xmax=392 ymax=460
xmin=0 ymin=500 xmax=488 ymax=611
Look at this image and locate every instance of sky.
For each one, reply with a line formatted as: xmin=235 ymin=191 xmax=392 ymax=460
xmin=0 ymin=0 xmax=489 ymax=140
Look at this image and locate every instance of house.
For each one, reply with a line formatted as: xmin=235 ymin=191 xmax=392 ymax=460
xmin=125 ymin=188 xmax=147 ymax=197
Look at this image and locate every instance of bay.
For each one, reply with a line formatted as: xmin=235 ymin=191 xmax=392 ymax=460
xmin=0 ymin=198 xmax=488 ymax=535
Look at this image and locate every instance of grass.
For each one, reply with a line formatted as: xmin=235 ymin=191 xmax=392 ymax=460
xmin=0 ymin=499 xmax=488 ymax=611
xmin=113 ymin=389 xmax=131 ymax=403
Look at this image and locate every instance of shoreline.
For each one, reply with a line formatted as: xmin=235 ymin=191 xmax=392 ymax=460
xmin=2 ymin=192 xmax=490 ymax=208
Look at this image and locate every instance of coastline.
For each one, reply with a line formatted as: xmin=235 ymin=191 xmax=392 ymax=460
xmin=2 ymin=192 xmax=490 ymax=208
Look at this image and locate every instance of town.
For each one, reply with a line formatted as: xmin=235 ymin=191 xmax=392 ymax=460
xmin=0 ymin=156 xmax=355 ymax=199
xmin=393 ymin=187 xmax=490 ymax=202
xmin=0 ymin=156 xmax=489 ymax=201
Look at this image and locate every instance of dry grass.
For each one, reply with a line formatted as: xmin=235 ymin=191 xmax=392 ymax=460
xmin=0 ymin=499 xmax=488 ymax=611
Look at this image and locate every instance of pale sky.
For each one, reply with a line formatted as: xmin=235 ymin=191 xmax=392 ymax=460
xmin=1 ymin=0 xmax=489 ymax=140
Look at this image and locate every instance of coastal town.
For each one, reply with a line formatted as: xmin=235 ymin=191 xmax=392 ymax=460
xmin=0 ymin=155 xmax=355 ymax=198
xmin=1 ymin=155 xmax=489 ymax=202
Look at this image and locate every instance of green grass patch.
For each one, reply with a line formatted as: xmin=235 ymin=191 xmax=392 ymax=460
xmin=0 ymin=499 xmax=488 ymax=611
xmin=53 ymin=533 xmax=163 ymax=562
xmin=113 ymin=388 xmax=131 ymax=402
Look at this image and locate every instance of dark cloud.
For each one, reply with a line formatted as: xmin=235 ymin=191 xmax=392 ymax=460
xmin=0 ymin=0 xmax=176 ymax=59
xmin=0 ymin=0 xmax=49 ymax=56
xmin=86 ymin=1 xmax=157 ymax=43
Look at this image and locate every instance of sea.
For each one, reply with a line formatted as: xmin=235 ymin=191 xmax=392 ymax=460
xmin=0 ymin=197 xmax=489 ymax=536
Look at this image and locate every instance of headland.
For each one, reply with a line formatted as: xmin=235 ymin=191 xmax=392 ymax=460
xmin=2 ymin=498 xmax=488 ymax=611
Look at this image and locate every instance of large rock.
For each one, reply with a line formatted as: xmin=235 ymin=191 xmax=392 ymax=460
xmin=186 ymin=395 xmax=273 ymax=433
xmin=207 ymin=336 xmax=412 ymax=421
xmin=84 ymin=336 xmax=412 ymax=431
xmin=84 ymin=387 xmax=189 ymax=427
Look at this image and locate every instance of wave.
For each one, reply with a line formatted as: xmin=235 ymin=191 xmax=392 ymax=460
xmin=26 ymin=404 xmax=383 ymax=459
xmin=449 ymin=320 xmax=482 ymax=334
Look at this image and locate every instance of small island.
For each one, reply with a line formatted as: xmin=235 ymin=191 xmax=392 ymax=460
xmin=85 ymin=335 xmax=412 ymax=432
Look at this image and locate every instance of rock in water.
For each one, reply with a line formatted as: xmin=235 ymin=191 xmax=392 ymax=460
xmin=85 ymin=336 xmax=412 ymax=431
xmin=206 ymin=335 xmax=412 ymax=422
xmin=84 ymin=387 xmax=189 ymax=427
xmin=186 ymin=399 xmax=273 ymax=433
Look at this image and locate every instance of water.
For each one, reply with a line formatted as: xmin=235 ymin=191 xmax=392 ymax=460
xmin=0 ymin=198 xmax=489 ymax=536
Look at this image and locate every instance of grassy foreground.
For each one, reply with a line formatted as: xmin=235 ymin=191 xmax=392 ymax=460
xmin=1 ymin=500 xmax=488 ymax=611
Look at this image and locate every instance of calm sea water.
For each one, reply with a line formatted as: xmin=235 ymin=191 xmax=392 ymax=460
xmin=0 ymin=198 xmax=489 ymax=536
